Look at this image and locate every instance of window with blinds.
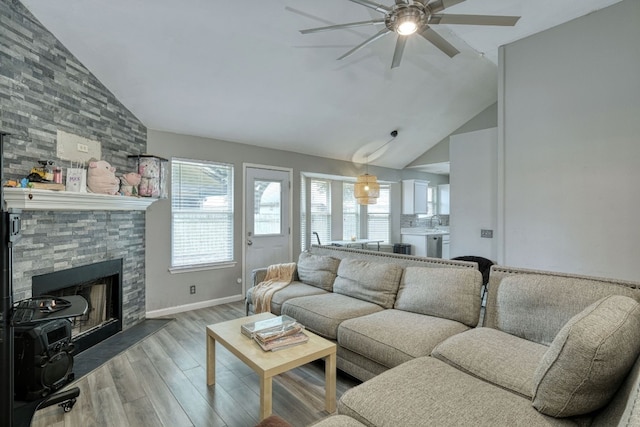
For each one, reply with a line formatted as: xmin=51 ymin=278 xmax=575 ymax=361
xmin=300 ymin=174 xmax=307 ymax=250
xmin=427 ymin=185 xmax=437 ymax=217
xmin=343 ymin=182 xmax=360 ymax=240
xmin=367 ymin=184 xmax=390 ymax=244
xmin=310 ymin=179 xmax=331 ymax=245
xmin=171 ymin=158 xmax=234 ymax=268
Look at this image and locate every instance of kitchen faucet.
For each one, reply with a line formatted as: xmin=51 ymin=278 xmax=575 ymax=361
xmin=429 ymin=215 xmax=442 ymax=228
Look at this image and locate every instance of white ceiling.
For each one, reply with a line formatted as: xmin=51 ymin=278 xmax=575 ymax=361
xmin=21 ymin=0 xmax=622 ymax=170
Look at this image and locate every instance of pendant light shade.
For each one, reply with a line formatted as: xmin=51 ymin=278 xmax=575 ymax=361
xmin=355 ymin=173 xmax=380 ymax=205
xmin=353 ymin=130 xmax=398 ymax=205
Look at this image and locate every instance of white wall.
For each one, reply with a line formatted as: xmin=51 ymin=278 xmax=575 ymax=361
xmin=499 ymin=0 xmax=640 ymax=280
xmin=145 ymin=130 xmax=443 ymax=314
xmin=450 ymin=128 xmax=498 ymax=261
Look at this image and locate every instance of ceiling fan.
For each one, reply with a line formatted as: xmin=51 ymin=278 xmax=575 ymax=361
xmin=300 ymin=0 xmax=520 ymax=68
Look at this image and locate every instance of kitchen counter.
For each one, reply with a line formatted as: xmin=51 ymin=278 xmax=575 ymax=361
xmin=401 ymin=228 xmax=450 ymax=258
xmin=400 ymin=227 xmax=449 ymax=236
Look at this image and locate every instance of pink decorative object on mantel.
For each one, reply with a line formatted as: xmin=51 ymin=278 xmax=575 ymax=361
xmin=86 ymin=159 xmax=119 ymax=195
xmin=128 ymin=155 xmax=168 ymax=198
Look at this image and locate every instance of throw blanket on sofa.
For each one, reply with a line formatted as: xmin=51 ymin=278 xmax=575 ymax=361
xmin=253 ymin=262 xmax=297 ymax=313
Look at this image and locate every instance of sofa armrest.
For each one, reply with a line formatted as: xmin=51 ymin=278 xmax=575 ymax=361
xmin=251 ymin=268 xmax=268 ymax=288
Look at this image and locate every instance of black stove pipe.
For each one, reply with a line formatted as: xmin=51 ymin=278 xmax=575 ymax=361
xmin=0 ymin=131 xmax=14 ymax=427
xmin=0 ymin=132 xmax=14 ymax=427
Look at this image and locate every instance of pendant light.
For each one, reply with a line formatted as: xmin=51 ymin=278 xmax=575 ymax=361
xmin=355 ymin=173 xmax=380 ymax=205
xmin=355 ymin=130 xmax=397 ymax=205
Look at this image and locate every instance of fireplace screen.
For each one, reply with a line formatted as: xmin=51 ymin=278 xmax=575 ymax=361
xmin=47 ymin=278 xmax=115 ymax=340
xmin=31 ymin=259 xmax=123 ymax=354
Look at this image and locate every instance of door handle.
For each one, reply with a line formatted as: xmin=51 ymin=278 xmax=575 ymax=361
xmin=247 ymin=239 xmax=253 ymax=246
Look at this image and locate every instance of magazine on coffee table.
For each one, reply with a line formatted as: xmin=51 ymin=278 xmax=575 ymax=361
xmin=255 ymin=330 xmax=309 ymax=352
xmin=240 ymin=315 xmax=297 ymax=338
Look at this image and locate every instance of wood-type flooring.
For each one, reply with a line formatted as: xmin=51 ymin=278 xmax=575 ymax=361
xmin=30 ymin=301 xmax=360 ymax=427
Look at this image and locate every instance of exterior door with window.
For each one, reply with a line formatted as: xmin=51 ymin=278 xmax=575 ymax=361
xmin=244 ymin=166 xmax=292 ymax=291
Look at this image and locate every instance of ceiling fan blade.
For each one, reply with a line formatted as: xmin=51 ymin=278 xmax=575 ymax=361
xmin=337 ymin=28 xmax=392 ymax=60
xmin=346 ymin=0 xmax=392 ymax=14
xmin=391 ymin=35 xmax=408 ymax=69
xmin=427 ymin=0 xmax=467 ymax=14
xmin=430 ymin=14 xmax=520 ymax=26
xmin=419 ymin=26 xmax=460 ymax=58
xmin=300 ymin=19 xmax=385 ymax=34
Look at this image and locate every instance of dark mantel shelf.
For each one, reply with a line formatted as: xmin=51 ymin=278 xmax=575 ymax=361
xmin=3 ymin=188 xmax=158 ymax=211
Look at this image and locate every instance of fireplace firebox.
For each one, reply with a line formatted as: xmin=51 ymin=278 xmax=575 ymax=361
xmin=31 ymin=259 xmax=123 ymax=354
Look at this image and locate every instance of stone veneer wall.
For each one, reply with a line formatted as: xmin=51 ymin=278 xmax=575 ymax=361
xmin=1 ymin=1 xmax=148 ymax=328
xmin=12 ymin=211 xmax=146 ymax=328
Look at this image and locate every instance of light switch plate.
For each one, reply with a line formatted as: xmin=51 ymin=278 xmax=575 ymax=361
xmin=56 ymin=130 xmax=101 ymax=164
xmin=481 ymin=229 xmax=493 ymax=238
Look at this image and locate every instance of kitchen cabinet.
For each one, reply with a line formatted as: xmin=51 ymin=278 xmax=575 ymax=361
xmin=401 ymin=229 xmax=448 ymax=258
xmin=442 ymin=234 xmax=450 ymax=259
xmin=438 ymin=184 xmax=450 ymax=215
xmin=402 ymin=180 xmax=429 ymax=214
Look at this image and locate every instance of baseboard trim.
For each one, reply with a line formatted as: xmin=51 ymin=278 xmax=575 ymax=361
xmin=146 ymin=294 xmax=244 ymax=318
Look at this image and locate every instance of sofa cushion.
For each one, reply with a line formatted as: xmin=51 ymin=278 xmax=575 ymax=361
xmin=338 ymin=357 xmax=579 ymax=427
xmin=332 ymin=259 xmax=403 ymax=309
xmin=532 ymin=295 xmax=640 ymax=417
xmin=487 ymin=274 xmax=640 ymax=346
xmin=338 ymin=309 xmax=470 ymax=369
xmin=269 ymin=282 xmax=328 ymax=315
xmin=431 ymin=327 xmax=548 ymax=398
xmin=394 ymin=266 xmax=483 ymax=327
xmin=281 ymin=293 xmax=383 ymax=340
xmin=247 ymin=281 xmax=328 ymax=315
xmin=296 ymin=252 xmax=340 ymax=291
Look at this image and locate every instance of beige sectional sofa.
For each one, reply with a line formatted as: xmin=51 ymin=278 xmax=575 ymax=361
xmin=247 ymin=245 xmax=482 ymax=380
xmin=247 ymin=248 xmax=640 ymax=426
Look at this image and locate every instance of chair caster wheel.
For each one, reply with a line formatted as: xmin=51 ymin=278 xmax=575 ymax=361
xmin=59 ymin=398 xmax=76 ymax=413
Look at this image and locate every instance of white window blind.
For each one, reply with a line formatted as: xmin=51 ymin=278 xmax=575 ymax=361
xmin=310 ymin=179 xmax=331 ymax=245
xmin=300 ymin=174 xmax=307 ymax=250
xmin=427 ymin=185 xmax=436 ymax=217
xmin=171 ymin=158 xmax=234 ymax=268
xmin=367 ymin=185 xmax=390 ymax=244
xmin=343 ymin=182 xmax=360 ymax=240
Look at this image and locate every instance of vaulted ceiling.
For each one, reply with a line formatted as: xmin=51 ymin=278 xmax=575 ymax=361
xmin=21 ymin=0 xmax=622 ymax=169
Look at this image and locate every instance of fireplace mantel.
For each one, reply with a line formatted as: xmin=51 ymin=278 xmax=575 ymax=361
xmin=3 ymin=188 xmax=158 ymax=211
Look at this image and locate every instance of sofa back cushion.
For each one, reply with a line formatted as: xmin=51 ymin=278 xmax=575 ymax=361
xmin=394 ymin=267 xmax=483 ymax=327
xmin=296 ymin=252 xmax=340 ymax=291
xmin=487 ymin=274 xmax=640 ymax=345
xmin=532 ymin=295 xmax=640 ymax=417
xmin=333 ymin=259 xmax=403 ymax=309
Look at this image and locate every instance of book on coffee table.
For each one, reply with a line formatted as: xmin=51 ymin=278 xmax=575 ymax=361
xmin=240 ymin=314 xmax=297 ymax=338
xmin=255 ymin=331 xmax=309 ymax=352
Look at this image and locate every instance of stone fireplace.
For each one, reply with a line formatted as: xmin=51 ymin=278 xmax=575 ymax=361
xmin=9 ymin=209 xmax=147 ymax=336
xmin=31 ymin=259 xmax=123 ymax=354
xmin=1 ymin=0 xmax=150 ymax=347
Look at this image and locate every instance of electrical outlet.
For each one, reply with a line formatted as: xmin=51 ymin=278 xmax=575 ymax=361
xmin=76 ymin=143 xmax=89 ymax=153
xmin=481 ymin=229 xmax=493 ymax=238
xmin=189 ymin=285 xmax=196 ymax=294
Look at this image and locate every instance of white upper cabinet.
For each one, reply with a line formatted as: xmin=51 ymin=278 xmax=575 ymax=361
xmin=402 ymin=180 xmax=429 ymax=214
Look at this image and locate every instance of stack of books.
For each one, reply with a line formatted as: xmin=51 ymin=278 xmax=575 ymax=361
xmin=241 ymin=315 xmax=308 ymax=352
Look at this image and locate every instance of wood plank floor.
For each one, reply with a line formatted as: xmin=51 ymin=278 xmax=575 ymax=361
xmin=30 ymin=301 xmax=360 ymax=427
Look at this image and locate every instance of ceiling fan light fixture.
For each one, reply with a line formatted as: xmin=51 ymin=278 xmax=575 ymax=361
xmin=396 ymin=19 xmax=418 ymax=35
xmin=391 ymin=6 xmax=425 ymax=36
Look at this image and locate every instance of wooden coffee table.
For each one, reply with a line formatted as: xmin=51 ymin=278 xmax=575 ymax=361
xmin=206 ymin=312 xmax=337 ymax=420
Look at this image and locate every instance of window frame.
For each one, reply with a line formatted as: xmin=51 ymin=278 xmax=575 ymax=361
xmin=170 ymin=157 xmax=235 ymax=272
xmin=366 ymin=184 xmax=391 ymax=244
